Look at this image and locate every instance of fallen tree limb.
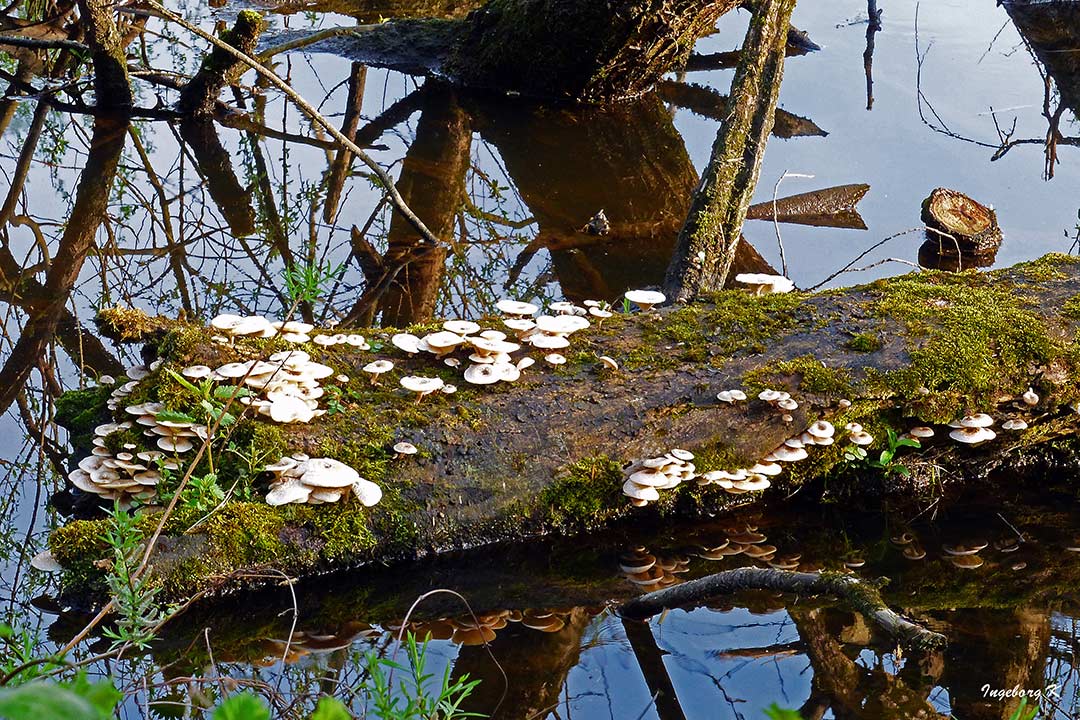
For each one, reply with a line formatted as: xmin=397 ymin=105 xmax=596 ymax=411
xmin=620 ymin=567 xmax=947 ymax=651
xmin=664 ymin=0 xmax=796 ymax=302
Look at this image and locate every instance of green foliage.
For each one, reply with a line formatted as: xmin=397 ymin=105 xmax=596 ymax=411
xmin=843 ymin=331 xmax=882 ymax=352
xmin=0 ymin=680 xmax=118 ymax=720
xmin=763 ymin=706 xmax=805 ymax=720
xmin=100 ymin=504 xmax=166 ymax=650
xmin=310 ymin=697 xmax=353 ymax=720
xmin=843 ymin=429 xmax=920 ymax=478
xmin=1008 ymin=698 xmax=1039 ymax=720
xmin=284 ymin=261 xmax=344 ymax=305
xmin=365 ymin=632 xmax=483 ymax=720
xmin=181 ymin=473 xmax=226 ymax=513
xmin=213 ymin=693 xmax=271 ymax=720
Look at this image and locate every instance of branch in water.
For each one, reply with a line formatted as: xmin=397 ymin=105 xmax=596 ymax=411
xmin=620 ymin=567 xmax=947 ymax=651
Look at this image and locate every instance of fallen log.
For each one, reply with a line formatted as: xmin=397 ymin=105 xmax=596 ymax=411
xmin=620 ymin=567 xmax=947 ymax=651
xmin=44 ymin=254 xmax=1080 ymax=603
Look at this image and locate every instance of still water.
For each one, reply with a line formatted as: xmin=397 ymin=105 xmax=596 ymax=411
xmin=1 ymin=1 xmax=1079 ymax=718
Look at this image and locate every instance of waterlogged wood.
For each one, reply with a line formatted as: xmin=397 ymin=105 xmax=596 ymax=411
xmin=745 ymin=183 xmax=871 ymax=230
xmin=621 ymin=567 xmax=947 ymax=650
xmin=663 ymin=0 xmax=796 ymax=303
xmin=260 ymin=0 xmax=742 ymax=100
xmin=177 ymin=11 xmax=264 ymax=116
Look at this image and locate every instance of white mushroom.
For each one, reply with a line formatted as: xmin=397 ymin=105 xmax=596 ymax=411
xmin=716 ymin=389 xmax=747 ymax=403
xmin=391 ymin=333 xmax=422 ymax=354
xmin=598 ymin=356 xmax=619 ymax=370
xmin=949 ymin=426 xmax=997 ymax=444
xmin=848 ymin=431 xmax=875 ymax=447
xmin=1021 ymin=388 xmax=1039 ymax=407
xmin=399 ymin=376 xmax=444 ymax=402
xmin=443 ymin=320 xmax=480 ymax=336
xmin=463 ymin=364 xmax=501 ymax=385
xmin=909 ymin=426 xmax=935 ymax=439
xmin=544 ymin=353 xmax=567 ymax=366
xmin=733 ymin=273 xmax=795 ymax=295
xmin=1002 ymin=419 xmax=1028 ymax=431
xmin=623 ymin=289 xmax=666 ymax=311
xmin=496 ymin=299 xmax=539 ymax=317
xmin=181 ymin=365 xmax=213 ymax=379
xmin=806 ymin=420 xmax=835 ymax=440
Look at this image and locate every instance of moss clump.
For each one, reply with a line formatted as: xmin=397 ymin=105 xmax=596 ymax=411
xmin=844 ymin=332 xmax=882 ymax=353
xmin=1014 ymin=252 xmax=1080 ymax=282
xmin=625 ymin=290 xmax=806 ymax=370
xmin=867 ymin=271 xmax=1066 ymax=421
xmin=1063 ymin=292 xmax=1080 ymax=320
xmin=54 ymin=385 xmax=111 ymax=435
xmin=96 ymin=306 xmax=172 ymax=343
xmin=742 ymin=355 xmax=854 ymax=397
xmin=538 ymin=456 xmax=625 ymax=532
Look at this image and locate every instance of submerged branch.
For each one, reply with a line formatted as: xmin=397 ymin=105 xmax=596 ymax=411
xmin=620 ymin=567 xmax=947 ymax=651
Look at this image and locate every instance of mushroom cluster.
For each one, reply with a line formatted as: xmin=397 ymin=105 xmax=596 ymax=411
xmin=402 ymin=608 xmax=572 ymax=645
xmin=947 ymin=413 xmax=996 ymax=444
xmin=195 ymin=350 xmax=335 ymax=424
xmin=69 ymin=423 xmax=170 ymax=506
xmin=619 ymin=546 xmax=691 ymax=589
xmin=621 ymin=449 xmax=697 ymax=506
xmin=263 ymin=455 xmax=382 ymax=507
xmin=383 ymin=298 xmax=612 ymax=400
xmin=209 ymin=315 xmax=328 ymax=344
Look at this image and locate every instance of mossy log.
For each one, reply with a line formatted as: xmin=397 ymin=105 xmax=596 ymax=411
xmin=261 ymin=0 xmax=741 ymax=100
xmin=48 ymin=254 xmax=1080 ymax=602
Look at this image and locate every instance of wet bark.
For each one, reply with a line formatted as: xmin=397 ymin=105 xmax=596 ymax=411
xmin=178 ymin=118 xmax=258 ymax=237
xmin=75 ymin=0 xmax=131 ymax=111
xmin=342 ymin=83 xmax=471 ymax=326
xmin=664 ymin=0 xmax=796 ymax=303
xmin=177 ymin=11 xmax=264 ymax=117
xmin=262 ymin=0 xmax=741 ymax=100
xmin=0 ymin=116 xmax=128 ymax=413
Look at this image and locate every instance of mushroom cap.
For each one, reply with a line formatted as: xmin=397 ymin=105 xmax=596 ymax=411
xmin=462 ymin=364 xmax=501 ymax=385
xmin=909 ymin=426 xmax=935 ymax=438
xmin=806 ymin=420 xmax=835 ymax=439
xmin=516 ymin=356 xmax=535 ymax=371
xmin=422 ymin=331 xmax=465 ymax=353
xmin=391 ymin=333 xmax=422 ymax=354
xmin=216 ymin=362 xmax=254 ymax=379
xmin=269 ymin=349 xmax=311 ymax=365
xmin=622 ymin=480 xmax=660 ymax=501
xmin=758 ymin=389 xmax=782 ymax=402
xmin=734 ymin=273 xmax=795 ymax=294
xmin=949 ymin=426 xmax=996 ymax=444
xmin=157 ymin=436 xmax=194 ymax=453
xmin=493 ymin=362 xmax=521 ymax=382
xmin=363 ymin=360 xmax=395 ymax=374
xmin=849 ymin=431 xmax=874 ymax=446
xmin=301 ymin=458 xmax=361 ymax=488
xmin=771 ymin=446 xmax=808 ymax=462
xmin=266 ymin=478 xmax=310 ymax=506
xmin=627 ymin=470 xmax=674 ymax=487
xmin=1021 ymin=388 xmax=1039 ymax=406
xmin=716 ymin=389 xmax=747 ymax=403
xmin=30 ymin=550 xmax=63 ymax=573
xmin=534 ymin=314 xmax=590 ymax=335
xmin=598 ymin=355 xmax=619 ymax=370
xmin=442 ymin=384 xmax=457 ymax=394
xmin=470 ymin=337 xmax=521 ymax=355
xmin=230 ymin=315 xmax=273 ymax=336
xmin=749 ymin=462 xmax=783 ymax=476
xmin=503 ymin=318 xmax=536 ymax=334
xmin=393 ymin=442 xmax=418 ymax=455
xmin=479 ymin=330 xmax=508 ymax=341
xmin=528 ymin=334 xmax=571 ymax=350
xmin=181 ymin=365 xmax=213 ymax=379
xmin=210 ymin=313 xmax=244 ymax=331
xmin=777 ymin=398 xmax=798 ymax=411
xmin=399 ymin=375 xmax=445 ymax=395
xmin=1002 ymin=419 xmax=1028 ymax=430
xmin=589 ymin=307 xmax=613 ymax=319
xmin=270 ymin=395 xmax=315 ymax=423
xmin=443 ymin=320 xmax=480 ymax=336
xmin=351 ymin=479 xmax=383 ymax=506
xmin=544 ymin=353 xmax=567 ymax=365
xmin=496 ymin=299 xmax=539 ymax=316
xmin=273 ymin=320 xmax=316 ymax=334
xmin=623 ymin=289 xmax=666 ymax=307
xmin=669 ymin=448 xmax=694 ymax=461
xmin=959 ymin=413 xmax=994 ymax=428
xmin=312 ymin=334 xmax=338 ymax=346
xmin=265 ymin=456 xmax=299 ymax=473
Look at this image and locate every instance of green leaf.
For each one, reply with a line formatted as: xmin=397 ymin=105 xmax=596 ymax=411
xmin=155 ymin=410 xmax=197 ymax=424
xmin=213 ymin=386 xmax=250 ymax=400
xmin=0 ymin=684 xmax=104 ymax=720
xmin=310 ymin=697 xmax=352 ymax=720
xmin=63 ymin=673 xmax=123 ymax=717
xmin=212 ymin=693 xmax=270 ymax=720
xmin=763 ymin=705 xmax=806 ymax=720
xmin=895 ymin=437 xmax=922 ymax=449
xmin=165 ymin=369 xmax=200 ymax=394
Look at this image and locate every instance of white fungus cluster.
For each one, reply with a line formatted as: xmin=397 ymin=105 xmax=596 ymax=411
xmin=621 ymin=449 xmax=697 ymax=506
xmin=264 ymin=455 xmax=382 ymax=507
xmin=68 ymin=416 xmax=183 ymax=506
xmin=385 ymin=294 xmax=634 ymax=398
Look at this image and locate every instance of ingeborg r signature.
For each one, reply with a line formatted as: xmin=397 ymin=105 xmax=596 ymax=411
xmin=981 ymin=683 xmax=1061 ymax=700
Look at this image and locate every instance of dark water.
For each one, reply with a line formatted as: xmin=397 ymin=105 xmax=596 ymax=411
xmin=2 ymin=1 xmax=1080 ymax=718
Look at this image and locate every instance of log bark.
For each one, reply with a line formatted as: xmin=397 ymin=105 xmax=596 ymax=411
xmin=75 ymin=0 xmax=132 ymax=111
xmin=620 ymin=567 xmax=947 ymax=651
xmin=663 ymin=0 xmax=796 ymax=303
xmin=177 ymin=11 xmax=264 ymax=116
xmin=49 ymin=254 xmax=1080 ymax=602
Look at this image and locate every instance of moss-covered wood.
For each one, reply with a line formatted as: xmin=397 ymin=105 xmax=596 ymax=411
xmin=177 ymin=11 xmax=264 ymax=116
xmin=663 ymin=0 xmax=796 ymax=301
xmin=48 ymin=254 xmax=1080 ymax=602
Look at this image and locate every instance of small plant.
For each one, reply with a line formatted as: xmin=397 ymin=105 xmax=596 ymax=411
xmin=365 ymin=632 xmax=483 ymax=720
xmin=1008 ymin=698 xmax=1040 ymax=720
xmin=161 ymin=369 xmax=250 ymax=472
xmin=763 ymin=705 xmax=805 ymax=720
xmin=100 ymin=504 xmax=167 ymax=651
xmin=284 ymin=260 xmax=344 ymax=305
xmin=843 ymin=428 xmax=921 ymax=478
xmin=180 ymin=473 xmax=226 ymax=513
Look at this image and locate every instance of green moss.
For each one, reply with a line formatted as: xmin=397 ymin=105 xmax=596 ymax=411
xmin=844 ymin=332 xmax=882 ymax=353
xmin=742 ymin=355 xmax=853 ymax=397
xmin=537 ymin=456 xmax=626 ymax=532
xmin=54 ymin=385 xmax=111 ymax=435
xmin=1063 ymin=292 xmax=1080 ymax=320
xmin=867 ymin=271 xmax=1069 ymax=421
xmin=95 ymin=306 xmax=172 ymax=342
xmin=1014 ymin=252 xmax=1080 ymax=282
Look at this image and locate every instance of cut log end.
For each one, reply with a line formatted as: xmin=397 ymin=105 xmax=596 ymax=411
xmin=921 ymin=188 xmax=1003 ymax=255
